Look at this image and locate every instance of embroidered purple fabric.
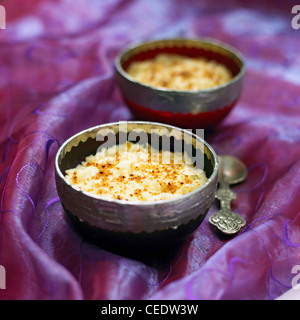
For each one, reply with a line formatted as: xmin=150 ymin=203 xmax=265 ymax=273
xmin=0 ymin=0 xmax=300 ymax=300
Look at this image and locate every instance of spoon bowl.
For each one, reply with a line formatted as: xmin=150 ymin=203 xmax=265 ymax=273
xmin=218 ymin=155 xmax=247 ymax=185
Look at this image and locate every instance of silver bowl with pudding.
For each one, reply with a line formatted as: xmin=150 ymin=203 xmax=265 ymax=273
xmin=115 ymin=38 xmax=245 ymax=129
xmin=55 ymin=121 xmax=219 ymax=255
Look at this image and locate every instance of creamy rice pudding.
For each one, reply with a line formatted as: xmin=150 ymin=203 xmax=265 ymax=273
xmin=65 ymin=142 xmax=207 ymax=201
xmin=126 ymin=53 xmax=233 ymax=90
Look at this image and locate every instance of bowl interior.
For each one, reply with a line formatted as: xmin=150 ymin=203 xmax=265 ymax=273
xmin=119 ymin=38 xmax=244 ymax=82
xmin=58 ymin=123 xmax=215 ymax=181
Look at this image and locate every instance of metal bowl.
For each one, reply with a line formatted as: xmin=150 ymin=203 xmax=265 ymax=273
xmin=55 ymin=121 xmax=219 ymax=255
xmin=115 ymin=38 xmax=245 ymax=129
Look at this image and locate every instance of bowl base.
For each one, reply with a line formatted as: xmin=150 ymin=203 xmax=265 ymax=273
xmin=125 ymin=98 xmax=235 ymax=129
xmin=64 ymin=207 xmax=208 ymax=257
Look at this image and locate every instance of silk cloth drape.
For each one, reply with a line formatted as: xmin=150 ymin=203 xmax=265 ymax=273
xmin=0 ymin=0 xmax=299 ymax=300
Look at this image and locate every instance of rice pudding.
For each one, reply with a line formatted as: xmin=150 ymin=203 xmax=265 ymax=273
xmin=65 ymin=142 xmax=207 ymax=201
xmin=126 ymin=53 xmax=233 ymax=90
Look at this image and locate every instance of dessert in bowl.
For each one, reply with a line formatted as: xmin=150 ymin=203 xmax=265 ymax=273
xmin=55 ymin=121 xmax=219 ymax=254
xmin=64 ymin=141 xmax=208 ymax=202
xmin=115 ymin=38 xmax=245 ymax=129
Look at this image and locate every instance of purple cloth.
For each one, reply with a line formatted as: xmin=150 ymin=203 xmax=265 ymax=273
xmin=0 ymin=0 xmax=300 ymax=300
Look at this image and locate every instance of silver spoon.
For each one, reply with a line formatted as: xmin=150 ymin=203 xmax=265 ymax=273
xmin=209 ymin=155 xmax=247 ymax=235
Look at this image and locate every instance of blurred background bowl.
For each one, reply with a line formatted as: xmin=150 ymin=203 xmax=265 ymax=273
xmin=115 ymin=38 xmax=245 ymax=129
xmin=55 ymin=121 xmax=219 ymax=255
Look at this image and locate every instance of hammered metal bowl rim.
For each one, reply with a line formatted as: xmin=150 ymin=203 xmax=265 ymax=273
xmin=115 ymin=37 xmax=246 ymax=94
xmin=55 ymin=120 xmax=219 ymax=207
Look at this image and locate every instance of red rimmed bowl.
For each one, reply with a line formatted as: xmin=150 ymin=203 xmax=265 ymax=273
xmin=115 ymin=38 xmax=245 ymax=129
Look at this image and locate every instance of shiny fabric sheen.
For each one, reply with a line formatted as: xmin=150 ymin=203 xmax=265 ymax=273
xmin=0 ymin=0 xmax=300 ymax=300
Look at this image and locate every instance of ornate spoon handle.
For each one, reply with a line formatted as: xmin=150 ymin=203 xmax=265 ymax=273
xmin=209 ymin=182 xmax=246 ymax=234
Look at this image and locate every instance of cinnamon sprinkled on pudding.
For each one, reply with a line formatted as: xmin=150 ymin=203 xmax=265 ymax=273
xmin=126 ymin=53 xmax=233 ymax=90
xmin=65 ymin=142 xmax=207 ymax=201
